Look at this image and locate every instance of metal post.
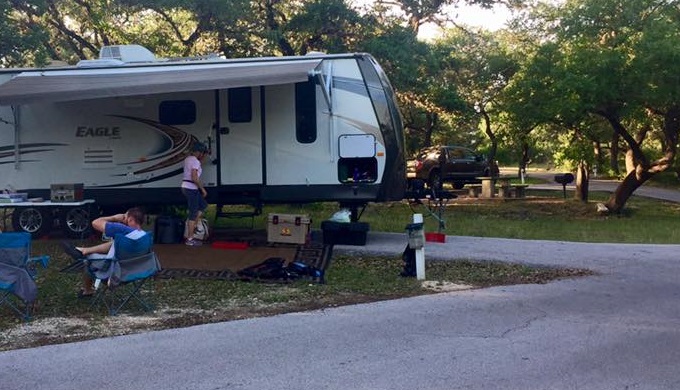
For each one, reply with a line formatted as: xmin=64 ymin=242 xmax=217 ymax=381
xmin=413 ymin=213 xmax=425 ymax=280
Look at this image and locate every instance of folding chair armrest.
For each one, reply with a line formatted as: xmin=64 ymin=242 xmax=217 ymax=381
xmin=27 ymin=255 xmax=50 ymax=269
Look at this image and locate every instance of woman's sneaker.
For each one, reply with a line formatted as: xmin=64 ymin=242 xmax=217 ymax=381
xmin=185 ymin=238 xmax=202 ymax=246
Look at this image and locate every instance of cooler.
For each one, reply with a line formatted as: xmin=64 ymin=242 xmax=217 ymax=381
xmin=267 ymin=213 xmax=311 ymax=244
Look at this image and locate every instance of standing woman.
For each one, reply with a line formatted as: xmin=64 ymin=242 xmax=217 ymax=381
xmin=181 ymin=142 xmax=209 ymax=246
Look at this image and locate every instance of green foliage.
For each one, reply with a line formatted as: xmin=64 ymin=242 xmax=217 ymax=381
xmin=285 ymin=0 xmax=366 ymax=54
xmin=0 ymin=0 xmax=50 ymax=66
xmin=3 ymin=0 xmax=680 ymax=200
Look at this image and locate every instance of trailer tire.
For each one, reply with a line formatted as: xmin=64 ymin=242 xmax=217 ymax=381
xmin=61 ymin=206 xmax=93 ymax=239
xmin=12 ymin=207 xmax=50 ymax=238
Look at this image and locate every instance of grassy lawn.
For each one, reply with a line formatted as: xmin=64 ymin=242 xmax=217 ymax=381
xmin=2 ymin=186 xmax=676 ymax=350
xmin=234 ymin=190 xmax=680 ymax=244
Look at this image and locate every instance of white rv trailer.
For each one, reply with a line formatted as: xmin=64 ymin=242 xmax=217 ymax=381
xmin=0 ymin=45 xmax=406 ymax=237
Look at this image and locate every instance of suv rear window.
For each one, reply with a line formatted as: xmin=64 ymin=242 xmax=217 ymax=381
xmin=449 ymin=148 xmax=465 ymax=159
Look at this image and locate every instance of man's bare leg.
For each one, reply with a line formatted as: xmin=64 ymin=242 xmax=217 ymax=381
xmin=76 ymin=241 xmax=113 ymax=256
xmin=77 ymin=241 xmax=113 ymax=295
xmin=81 ymin=273 xmax=95 ymax=295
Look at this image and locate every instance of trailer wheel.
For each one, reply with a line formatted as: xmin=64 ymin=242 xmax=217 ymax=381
xmin=12 ymin=207 xmax=50 ymax=238
xmin=61 ymin=206 xmax=93 ymax=239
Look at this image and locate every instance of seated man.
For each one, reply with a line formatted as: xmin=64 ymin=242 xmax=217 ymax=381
xmin=61 ymin=207 xmax=146 ymax=297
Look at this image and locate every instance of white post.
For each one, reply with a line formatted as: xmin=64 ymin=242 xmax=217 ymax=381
xmin=414 ymin=213 xmax=425 ymax=280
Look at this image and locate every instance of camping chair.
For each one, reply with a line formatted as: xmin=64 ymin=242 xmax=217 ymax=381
xmin=87 ymin=231 xmax=161 ymax=316
xmin=0 ymin=232 xmax=50 ymax=321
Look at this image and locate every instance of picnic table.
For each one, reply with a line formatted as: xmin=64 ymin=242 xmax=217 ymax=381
xmin=472 ymin=176 xmax=529 ymax=198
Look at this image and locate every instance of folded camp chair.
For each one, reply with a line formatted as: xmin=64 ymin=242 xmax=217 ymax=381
xmin=87 ymin=231 xmax=161 ymax=316
xmin=0 ymin=232 xmax=49 ymax=321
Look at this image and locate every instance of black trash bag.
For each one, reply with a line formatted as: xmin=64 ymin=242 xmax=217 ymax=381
xmin=237 ymin=257 xmax=289 ymax=280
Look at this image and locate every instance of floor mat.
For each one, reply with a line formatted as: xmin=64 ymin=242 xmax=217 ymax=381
xmin=154 ymin=231 xmax=333 ymax=281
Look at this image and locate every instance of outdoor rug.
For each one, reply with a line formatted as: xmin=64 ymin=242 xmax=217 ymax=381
xmin=154 ymin=229 xmax=333 ymax=281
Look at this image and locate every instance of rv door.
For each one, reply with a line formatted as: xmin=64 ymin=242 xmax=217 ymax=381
xmin=218 ymin=87 xmax=263 ymax=185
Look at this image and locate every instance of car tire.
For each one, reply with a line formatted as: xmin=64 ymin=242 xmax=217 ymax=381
xmin=452 ymin=181 xmax=465 ymax=190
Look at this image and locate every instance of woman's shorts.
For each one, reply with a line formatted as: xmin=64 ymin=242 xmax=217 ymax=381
xmin=181 ymin=187 xmax=207 ymax=220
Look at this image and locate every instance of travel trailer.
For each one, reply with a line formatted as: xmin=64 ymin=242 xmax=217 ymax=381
xmin=0 ymin=45 xmax=407 ymax=237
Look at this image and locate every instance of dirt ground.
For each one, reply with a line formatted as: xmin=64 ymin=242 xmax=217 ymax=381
xmin=0 ymin=281 xmax=474 ymax=351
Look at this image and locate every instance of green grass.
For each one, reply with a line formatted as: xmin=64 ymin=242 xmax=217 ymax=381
xmin=216 ymin=189 xmax=680 ymax=244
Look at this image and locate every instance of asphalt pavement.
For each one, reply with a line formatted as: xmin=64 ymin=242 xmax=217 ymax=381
xmin=2 ymin=178 xmax=680 ymax=389
xmin=524 ymin=169 xmax=680 ymax=203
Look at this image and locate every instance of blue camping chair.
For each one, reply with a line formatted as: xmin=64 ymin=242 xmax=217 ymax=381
xmin=0 ymin=232 xmax=49 ymax=321
xmin=87 ymin=231 xmax=161 ymax=315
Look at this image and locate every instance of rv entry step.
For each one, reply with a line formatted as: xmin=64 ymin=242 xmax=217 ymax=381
xmin=215 ymin=203 xmax=263 ymax=229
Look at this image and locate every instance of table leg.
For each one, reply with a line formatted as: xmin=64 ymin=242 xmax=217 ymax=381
xmin=481 ymin=179 xmax=495 ymax=198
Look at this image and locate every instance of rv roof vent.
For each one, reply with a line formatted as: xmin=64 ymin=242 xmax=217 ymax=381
xmin=99 ymin=44 xmax=156 ymax=63
xmin=77 ymin=58 xmax=125 ymax=68
xmin=305 ymin=51 xmax=326 ymax=56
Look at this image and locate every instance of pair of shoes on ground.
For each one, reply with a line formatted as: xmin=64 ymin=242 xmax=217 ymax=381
xmin=185 ymin=238 xmax=203 ymax=246
xmin=60 ymin=241 xmax=85 ymax=260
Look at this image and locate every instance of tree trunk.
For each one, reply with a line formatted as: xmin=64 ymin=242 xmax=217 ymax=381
xmin=624 ymin=148 xmax=635 ymax=174
xmin=423 ymin=112 xmax=437 ymax=147
xmin=604 ymin=169 xmax=653 ymax=213
xmin=481 ymin=109 xmax=498 ymax=165
xmin=593 ymin=141 xmax=603 ymax=177
xmin=598 ymin=106 xmax=679 ymax=213
xmin=264 ymin=0 xmax=295 ymax=56
xmin=610 ymin=132 xmax=620 ymax=176
xmin=518 ymin=142 xmax=529 ymax=179
xmin=574 ymin=161 xmax=589 ymax=202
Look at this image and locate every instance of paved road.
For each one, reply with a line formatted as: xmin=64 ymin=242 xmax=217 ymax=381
xmin=519 ymin=168 xmax=680 ymax=203
xmin=2 ymin=178 xmax=680 ymax=389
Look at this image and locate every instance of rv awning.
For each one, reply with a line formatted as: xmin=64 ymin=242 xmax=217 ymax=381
xmin=0 ymin=59 xmax=322 ymax=105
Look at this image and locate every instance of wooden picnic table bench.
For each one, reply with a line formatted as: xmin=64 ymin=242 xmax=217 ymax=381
xmin=467 ymin=180 xmax=529 ymax=198
xmin=497 ymin=183 xmax=530 ymax=198
xmin=466 ymin=184 xmax=483 ymax=198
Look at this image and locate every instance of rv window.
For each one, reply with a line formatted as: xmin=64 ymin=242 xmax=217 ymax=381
xmin=228 ymin=87 xmax=252 ymax=123
xmin=159 ymin=100 xmax=196 ymax=125
xmin=338 ymin=157 xmax=377 ymax=184
xmin=295 ymin=81 xmax=317 ymax=144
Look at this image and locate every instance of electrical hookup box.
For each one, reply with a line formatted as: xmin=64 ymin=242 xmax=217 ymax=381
xmin=50 ymin=183 xmax=84 ymax=202
xmin=267 ymin=213 xmax=311 ymax=244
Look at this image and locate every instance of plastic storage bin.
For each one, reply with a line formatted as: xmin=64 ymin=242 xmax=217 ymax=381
xmin=154 ymin=215 xmax=184 ymax=244
xmin=321 ymin=221 xmax=370 ymax=246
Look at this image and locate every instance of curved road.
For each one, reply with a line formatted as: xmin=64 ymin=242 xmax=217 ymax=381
xmin=520 ymin=168 xmax=680 ymax=203
xmin=2 ymin=181 xmax=680 ymax=389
